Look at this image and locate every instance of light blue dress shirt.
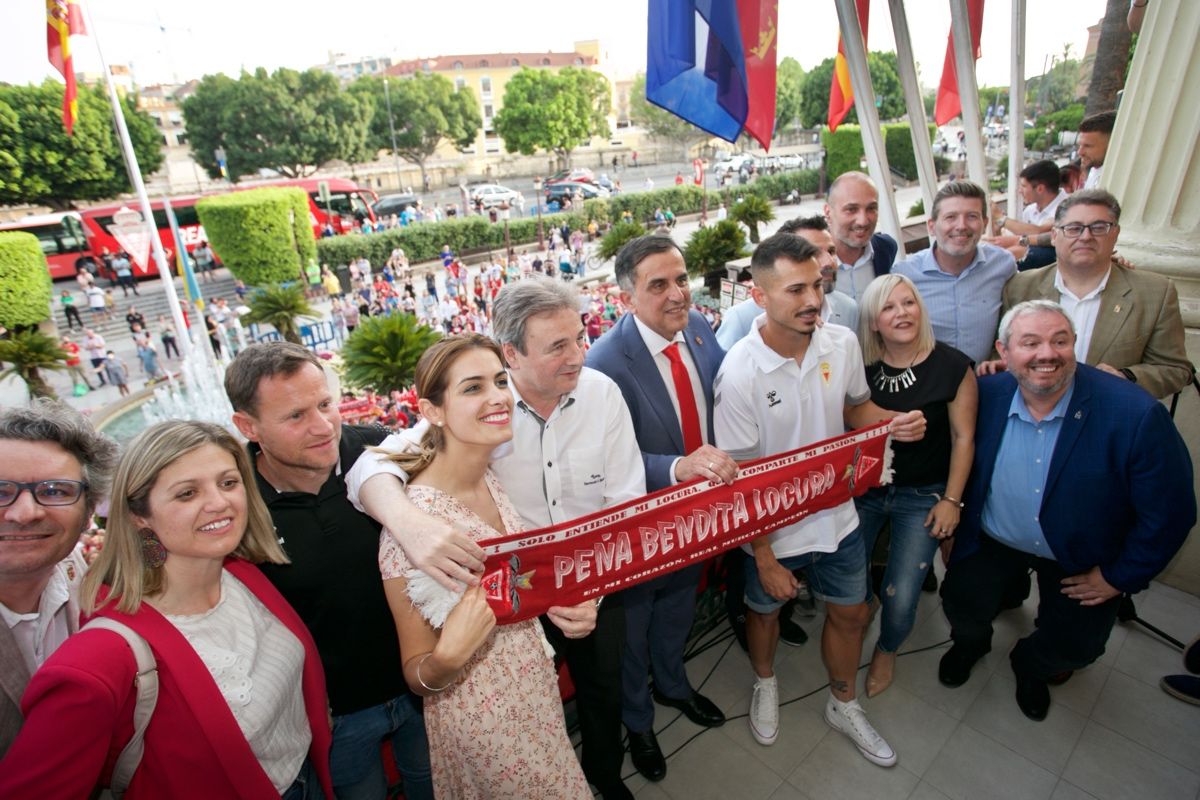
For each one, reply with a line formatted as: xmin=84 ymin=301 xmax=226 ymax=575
xmin=980 ymin=383 xmax=1075 ymax=559
xmin=893 ymin=243 xmax=1017 ymax=364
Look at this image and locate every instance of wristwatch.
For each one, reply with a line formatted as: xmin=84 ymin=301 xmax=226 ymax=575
xmin=1018 ymin=235 xmax=1030 ymax=247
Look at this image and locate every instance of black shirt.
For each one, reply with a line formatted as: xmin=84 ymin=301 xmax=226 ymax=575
xmin=253 ymin=424 xmax=409 ymax=716
xmin=865 ymin=342 xmax=972 ymax=487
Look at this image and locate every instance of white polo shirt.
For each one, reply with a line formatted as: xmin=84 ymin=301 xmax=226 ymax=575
xmin=1020 ymin=189 xmax=1069 ymax=226
xmin=714 ymin=317 xmax=870 ymax=558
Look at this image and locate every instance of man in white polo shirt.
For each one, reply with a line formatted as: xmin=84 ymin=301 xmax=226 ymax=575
xmin=714 ymin=233 xmax=925 ymax=767
xmin=993 ymin=160 xmax=1068 ymax=270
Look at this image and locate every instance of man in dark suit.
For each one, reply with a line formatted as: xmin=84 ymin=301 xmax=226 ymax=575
xmin=824 ymin=171 xmax=899 ymax=302
xmin=586 ymin=235 xmax=736 ymax=782
xmin=939 ymin=300 xmax=1195 ymax=721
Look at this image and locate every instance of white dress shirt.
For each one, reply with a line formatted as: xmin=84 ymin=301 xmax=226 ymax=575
xmin=346 ymin=367 xmax=647 ymax=529
xmin=0 ymin=544 xmax=87 ymax=676
xmin=1054 ymin=267 xmax=1112 ymax=363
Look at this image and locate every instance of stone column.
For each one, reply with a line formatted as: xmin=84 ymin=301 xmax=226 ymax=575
xmin=1102 ymin=0 xmax=1200 ymax=594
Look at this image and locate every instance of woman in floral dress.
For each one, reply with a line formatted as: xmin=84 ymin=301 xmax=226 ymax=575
xmin=378 ymin=334 xmax=593 ymax=799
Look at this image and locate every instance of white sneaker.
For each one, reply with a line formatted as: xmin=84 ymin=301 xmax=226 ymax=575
xmin=749 ymin=676 xmax=779 ymax=745
xmin=824 ymin=696 xmax=897 ymax=767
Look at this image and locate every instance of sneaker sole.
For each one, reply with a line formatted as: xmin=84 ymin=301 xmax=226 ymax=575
xmin=749 ymin=718 xmax=778 ymax=746
xmin=823 ymin=707 xmax=898 ymax=767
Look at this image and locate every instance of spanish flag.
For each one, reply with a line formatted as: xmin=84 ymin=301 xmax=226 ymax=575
xmin=46 ymin=0 xmax=87 ymax=135
xmin=827 ymin=0 xmax=870 ymax=132
xmin=935 ymin=0 xmax=985 ymax=126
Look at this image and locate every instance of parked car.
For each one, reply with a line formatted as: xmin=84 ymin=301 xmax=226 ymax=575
xmin=470 ymin=184 xmax=524 ymax=208
xmin=372 ymin=193 xmax=419 ymax=219
xmin=545 ymin=167 xmax=596 ymax=186
xmin=712 ymin=154 xmax=755 ymax=175
xmin=544 ymin=181 xmax=610 ymax=203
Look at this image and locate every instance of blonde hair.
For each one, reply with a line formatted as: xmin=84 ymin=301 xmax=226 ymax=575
xmin=857 ymin=273 xmax=937 ymax=366
xmin=378 ymin=334 xmax=504 ymax=480
xmin=82 ymin=421 xmax=287 ymax=614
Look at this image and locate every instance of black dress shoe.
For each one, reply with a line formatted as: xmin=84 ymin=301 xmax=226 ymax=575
xmin=1014 ymin=675 xmax=1051 ymax=721
xmin=779 ymin=615 xmax=809 ymax=647
xmin=652 ymin=689 xmax=726 ymax=727
xmin=938 ymin=644 xmax=982 ymax=688
xmin=626 ymin=729 xmax=666 ymax=781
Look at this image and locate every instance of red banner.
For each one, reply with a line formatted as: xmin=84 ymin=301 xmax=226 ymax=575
xmin=480 ymin=422 xmax=893 ymax=623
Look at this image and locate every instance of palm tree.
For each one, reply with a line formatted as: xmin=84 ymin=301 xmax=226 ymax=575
xmin=243 ymin=284 xmax=316 ymax=345
xmin=597 ymin=221 xmax=648 ymax=262
xmin=730 ymin=194 xmax=775 ymax=244
xmin=0 ymin=330 xmax=68 ymax=400
xmin=341 ymin=312 xmax=443 ymax=395
xmin=682 ymin=219 xmax=748 ymax=287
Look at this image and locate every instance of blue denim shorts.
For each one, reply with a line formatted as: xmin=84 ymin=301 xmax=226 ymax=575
xmin=743 ymin=529 xmax=868 ymax=613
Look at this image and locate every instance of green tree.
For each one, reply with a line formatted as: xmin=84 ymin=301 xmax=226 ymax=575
xmin=798 ymin=52 xmax=904 ymax=129
xmin=775 ymin=57 xmax=806 ymax=134
xmin=0 ymin=330 xmax=67 ymax=400
xmin=628 ymin=73 xmax=711 ymax=159
xmin=494 ymin=67 xmax=611 ymax=167
xmin=182 ymin=68 xmax=372 ymax=180
xmin=243 ymin=283 xmax=316 ymax=345
xmin=1027 ymin=50 xmax=1082 ymax=116
xmin=196 ymin=187 xmax=316 ymax=285
xmin=597 ymin=221 xmax=647 ymax=261
xmin=682 ymin=219 xmax=747 ymax=278
xmin=341 ymin=312 xmax=443 ymax=395
xmin=0 ymin=232 xmax=53 ymax=329
xmin=730 ymin=195 xmax=774 ymax=243
xmin=0 ymin=82 xmax=163 ymax=209
xmin=348 ymin=73 xmax=480 ymax=189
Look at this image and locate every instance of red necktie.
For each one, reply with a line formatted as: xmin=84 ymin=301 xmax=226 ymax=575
xmin=663 ymin=342 xmax=704 ymax=455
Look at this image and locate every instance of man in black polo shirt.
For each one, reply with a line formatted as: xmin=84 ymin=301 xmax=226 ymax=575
xmin=226 ymin=343 xmax=432 ymax=800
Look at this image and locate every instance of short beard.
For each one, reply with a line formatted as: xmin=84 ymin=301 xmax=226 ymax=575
xmin=1015 ymin=360 xmax=1076 ymax=397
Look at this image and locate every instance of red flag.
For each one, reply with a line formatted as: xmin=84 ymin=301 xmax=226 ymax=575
xmin=46 ymin=0 xmax=88 ymax=135
xmin=736 ymin=0 xmax=779 ymax=149
xmin=935 ymin=0 xmax=985 ymax=126
xmin=828 ymin=0 xmax=870 ymax=132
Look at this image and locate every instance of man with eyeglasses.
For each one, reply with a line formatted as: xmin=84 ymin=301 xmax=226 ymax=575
xmin=0 ymin=401 xmax=117 ymax=757
xmin=985 ymin=189 xmax=1192 ymax=399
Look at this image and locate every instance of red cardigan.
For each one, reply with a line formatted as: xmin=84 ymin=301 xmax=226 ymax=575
xmin=0 ymin=559 xmax=334 ymax=799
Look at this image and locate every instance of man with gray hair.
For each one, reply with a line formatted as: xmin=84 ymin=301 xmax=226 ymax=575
xmin=346 ymin=277 xmax=645 ymax=800
xmin=0 ymin=400 xmax=117 ymax=756
xmin=939 ymin=300 xmax=1194 ymax=721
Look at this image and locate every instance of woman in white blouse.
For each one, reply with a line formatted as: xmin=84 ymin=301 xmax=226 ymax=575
xmin=0 ymin=421 xmax=334 ymax=799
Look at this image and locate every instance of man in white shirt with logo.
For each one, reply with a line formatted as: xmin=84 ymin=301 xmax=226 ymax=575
xmin=714 ymin=233 xmax=925 ymax=767
xmin=345 ymin=277 xmax=645 ymax=800
xmin=992 ymin=160 xmax=1068 ymax=270
xmin=0 ymin=401 xmax=117 ymax=757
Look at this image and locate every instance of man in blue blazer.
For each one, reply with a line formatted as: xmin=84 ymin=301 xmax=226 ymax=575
xmin=939 ymin=299 xmax=1195 ymax=721
xmin=586 ymin=235 xmax=737 ymax=781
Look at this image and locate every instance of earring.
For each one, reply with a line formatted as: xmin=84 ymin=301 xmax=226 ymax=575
xmin=437 ymin=421 xmax=444 ymax=427
xmin=139 ymin=527 xmax=167 ymax=568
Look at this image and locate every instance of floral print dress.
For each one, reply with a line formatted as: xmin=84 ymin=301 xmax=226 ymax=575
xmin=379 ymin=470 xmax=590 ymax=799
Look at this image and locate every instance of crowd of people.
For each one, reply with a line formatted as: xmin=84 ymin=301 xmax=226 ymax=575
xmin=1 ymin=99 xmax=1196 ymax=798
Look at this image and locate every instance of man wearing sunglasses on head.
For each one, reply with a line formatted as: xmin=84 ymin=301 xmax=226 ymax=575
xmin=979 ymin=189 xmax=1192 ymax=400
xmin=0 ymin=400 xmax=117 ymax=757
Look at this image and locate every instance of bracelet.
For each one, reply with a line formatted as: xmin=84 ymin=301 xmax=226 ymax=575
xmin=415 ymin=653 xmax=452 ymax=693
xmin=939 ymin=494 xmax=965 ymax=508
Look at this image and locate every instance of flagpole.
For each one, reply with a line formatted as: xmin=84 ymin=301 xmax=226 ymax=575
xmin=79 ymin=0 xmax=191 ymax=354
xmin=887 ymin=0 xmax=940 ymax=216
xmin=833 ymin=0 xmax=902 ymax=243
xmin=1008 ymin=0 xmax=1026 ymax=219
xmin=948 ymin=0 xmax=988 ymax=189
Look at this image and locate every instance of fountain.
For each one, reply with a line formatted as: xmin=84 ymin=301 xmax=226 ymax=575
xmin=140 ymin=345 xmax=234 ymax=429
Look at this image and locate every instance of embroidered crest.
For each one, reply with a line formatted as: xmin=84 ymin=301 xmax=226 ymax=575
xmin=766 ymin=390 xmax=781 ymax=407
xmin=820 ymin=361 xmax=832 ymax=385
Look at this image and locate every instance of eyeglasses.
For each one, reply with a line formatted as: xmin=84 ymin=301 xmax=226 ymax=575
xmin=1055 ymin=221 xmax=1116 ymax=238
xmin=0 ymin=480 xmax=88 ymax=507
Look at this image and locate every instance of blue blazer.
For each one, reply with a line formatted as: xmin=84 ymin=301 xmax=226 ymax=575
xmin=871 ymin=232 xmax=899 ymax=277
xmin=586 ymin=311 xmax=725 ymax=492
xmin=954 ymin=364 xmax=1195 ymax=593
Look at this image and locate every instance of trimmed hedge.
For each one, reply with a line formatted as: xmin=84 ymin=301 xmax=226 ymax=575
xmin=884 ymin=123 xmax=937 ymax=181
xmin=821 ymin=126 xmax=866 ymax=182
xmin=196 ymin=187 xmax=316 ymax=286
xmin=316 ymin=211 xmax=586 ymax=267
xmin=0 ymin=232 xmax=53 ymax=328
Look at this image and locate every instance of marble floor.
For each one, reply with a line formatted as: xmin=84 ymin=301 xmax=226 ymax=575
xmin=606 ymin=571 xmax=1200 ymax=800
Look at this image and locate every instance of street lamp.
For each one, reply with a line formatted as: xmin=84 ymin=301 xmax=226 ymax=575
xmin=383 ymin=78 xmax=403 ymax=190
xmin=533 ymin=177 xmax=545 ymax=251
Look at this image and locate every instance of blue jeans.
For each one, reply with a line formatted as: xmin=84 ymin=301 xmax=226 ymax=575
xmin=330 ymin=694 xmax=433 ymax=800
xmin=282 ymin=758 xmax=325 ymax=800
xmin=854 ymin=483 xmax=944 ymax=653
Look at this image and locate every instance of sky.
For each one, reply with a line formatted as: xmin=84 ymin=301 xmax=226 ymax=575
xmin=6 ymin=0 xmax=1108 ymax=92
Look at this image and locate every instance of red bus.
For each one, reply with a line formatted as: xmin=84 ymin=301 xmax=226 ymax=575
xmin=77 ymin=178 xmax=378 ymax=278
xmin=0 ymin=212 xmax=96 ymax=281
